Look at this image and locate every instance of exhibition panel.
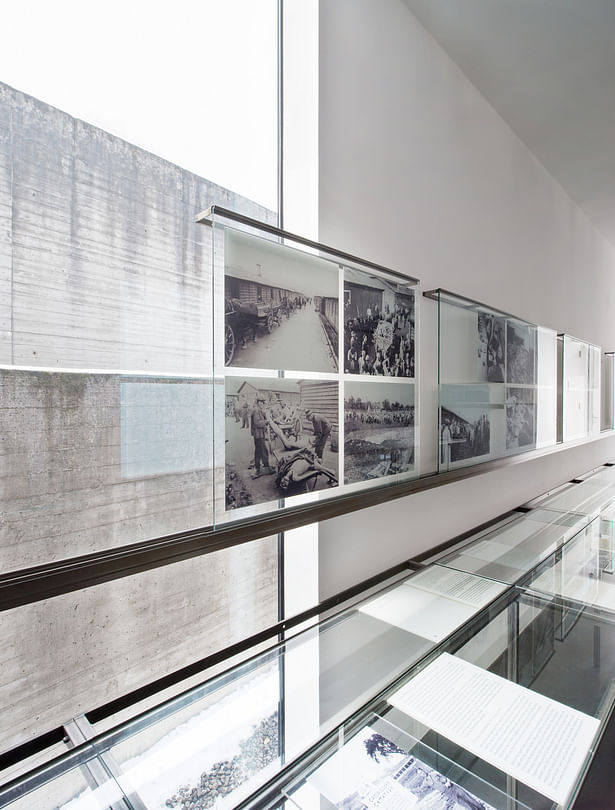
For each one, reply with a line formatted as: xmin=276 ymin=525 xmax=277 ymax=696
xmin=426 ymin=289 xmax=558 ymax=473
xmin=198 ymin=206 xmax=420 ymax=526
xmin=5 ymin=466 xmax=615 ymax=808
xmin=561 ymin=335 xmax=601 ymax=443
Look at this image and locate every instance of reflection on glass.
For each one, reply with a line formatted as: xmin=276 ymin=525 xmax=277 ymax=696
xmin=601 ymin=352 xmax=614 ymax=431
xmin=1 ymin=369 xmax=215 ymax=571
xmin=344 ymin=270 xmax=416 ymax=378
xmin=538 ymin=475 xmax=615 ymax=518
xmin=436 ymin=508 xmax=590 ymax=584
xmin=436 ymin=291 xmax=557 ymax=472
xmin=1 ymin=755 xmax=123 ymax=810
xmin=525 ymin=520 xmax=615 ymax=615
xmin=344 ymin=379 xmax=415 ymax=484
xmin=223 ymin=228 xmax=339 ymax=374
xmin=562 ymin=335 xmax=602 ymax=442
xmin=224 ymin=377 xmax=339 ymax=511
xmin=287 ymin=713 xmax=523 ymax=810
xmin=110 ymin=658 xmax=282 ymax=810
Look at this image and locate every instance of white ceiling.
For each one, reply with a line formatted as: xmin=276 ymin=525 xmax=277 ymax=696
xmin=402 ymin=0 xmax=615 ymax=247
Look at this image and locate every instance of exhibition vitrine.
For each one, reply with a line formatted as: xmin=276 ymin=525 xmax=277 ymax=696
xmin=425 ymin=289 xmax=558 ymax=473
xmin=197 ymin=205 xmax=421 ymax=525
xmin=602 ymin=352 xmax=614 ymax=432
xmin=5 ymin=464 xmax=615 ymax=809
xmin=560 ymin=334 xmax=601 ymax=443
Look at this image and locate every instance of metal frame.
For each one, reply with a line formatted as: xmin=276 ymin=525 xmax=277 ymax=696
xmin=422 ymin=287 xmax=540 ymax=324
xmin=1 ymin=436 xmax=613 ymax=613
xmin=197 ymin=204 xmax=419 ymax=286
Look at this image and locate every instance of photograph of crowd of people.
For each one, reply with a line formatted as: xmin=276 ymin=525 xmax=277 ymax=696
xmin=507 ymin=321 xmax=536 ymax=384
xmin=344 ymin=381 xmax=415 ymax=484
xmin=506 ymin=387 xmax=537 ymax=450
xmin=224 ymin=377 xmax=339 ymax=510
xmin=440 ymin=398 xmax=491 ymax=467
xmin=477 ymin=312 xmax=505 ymax=382
xmin=224 ymin=229 xmax=338 ymax=373
xmin=344 ymin=269 xmax=415 ymax=378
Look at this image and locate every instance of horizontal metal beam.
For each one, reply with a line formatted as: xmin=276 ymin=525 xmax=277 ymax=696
xmin=196 ymin=204 xmax=419 ymax=285
xmin=0 ymin=436 xmax=613 ymax=613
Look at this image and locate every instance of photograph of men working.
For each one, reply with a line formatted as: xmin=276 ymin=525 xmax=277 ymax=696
xmin=225 ymin=377 xmax=339 ymax=510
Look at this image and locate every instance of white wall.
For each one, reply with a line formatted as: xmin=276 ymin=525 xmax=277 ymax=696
xmin=316 ymin=0 xmax=615 ymax=597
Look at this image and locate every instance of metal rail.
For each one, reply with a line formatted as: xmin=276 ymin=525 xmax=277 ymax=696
xmin=196 ymin=204 xmax=419 ymax=285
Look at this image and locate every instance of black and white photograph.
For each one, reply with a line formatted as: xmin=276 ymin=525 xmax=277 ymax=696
xmin=506 ymin=386 xmax=537 ymax=450
xmin=344 ymin=269 xmax=415 ymax=377
xmin=223 ymin=229 xmax=338 ymax=373
xmin=507 ymin=320 xmax=536 ymax=384
xmin=440 ymin=387 xmax=491 ymax=467
xmin=477 ymin=312 xmax=505 ymax=382
xmin=308 ymin=725 xmax=497 ymax=810
xmin=225 ymin=377 xmax=338 ymax=510
xmin=344 ymin=381 xmax=414 ymax=484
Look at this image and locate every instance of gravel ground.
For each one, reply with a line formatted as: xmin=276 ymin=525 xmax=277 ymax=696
xmin=165 ymin=712 xmax=279 ymax=810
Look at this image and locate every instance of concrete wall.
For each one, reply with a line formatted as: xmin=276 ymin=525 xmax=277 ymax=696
xmin=316 ymin=0 xmax=615 ymax=598
xmin=0 ymin=535 xmax=278 ymax=752
xmin=0 ymin=82 xmax=279 ymax=749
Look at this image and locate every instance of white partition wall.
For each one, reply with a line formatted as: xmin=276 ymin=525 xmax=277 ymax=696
xmin=314 ymin=0 xmax=615 ymax=597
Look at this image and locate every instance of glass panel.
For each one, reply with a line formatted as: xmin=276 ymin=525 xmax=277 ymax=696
xmin=602 ymin=353 xmax=614 ymax=431
xmin=435 ymin=507 xmax=591 ymax=584
xmin=104 ymin=569 xmax=470 ymax=805
xmin=436 ymin=290 xmax=557 ymax=472
xmin=384 ymin=589 xmax=615 ymax=809
xmin=0 ymin=747 xmax=128 ymax=810
xmin=0 ymin=566 xmax=498 ymax=809
xmin=1 ymin=369 xmax=216 ymax=570
xmin=109 ymin=653 xmax=283 ymax=810
xmin=0 ymin=535 xmax=278 ymax=753
xmin=207 ymin=211 xmax=419 ymax=525
xmin=0 ymin=7 xmax=280 ymax=561
xmin=0 ymin=3 xmax=279 ymax=211
xmin=562 ymin=335 xmax=602 ymax=442
xmin=286 ymin=712 xmax=531 ymax=810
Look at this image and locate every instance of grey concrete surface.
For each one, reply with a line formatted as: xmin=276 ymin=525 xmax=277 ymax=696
xmin=0 ymin=81 xmax=280 ymax=752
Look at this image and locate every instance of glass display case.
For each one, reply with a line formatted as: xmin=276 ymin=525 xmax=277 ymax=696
xmin=198 ymin=206 xmax=420 ymax=527
xmin=561 ymin=334 xmax=601 ymax=442
xmin=602 ymin=352 xmax=614 ymax=432
xmin=5 ymin=467 xmax=615 ymax=810
xmin=425 ymin=289 xmax=558 ymax=473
